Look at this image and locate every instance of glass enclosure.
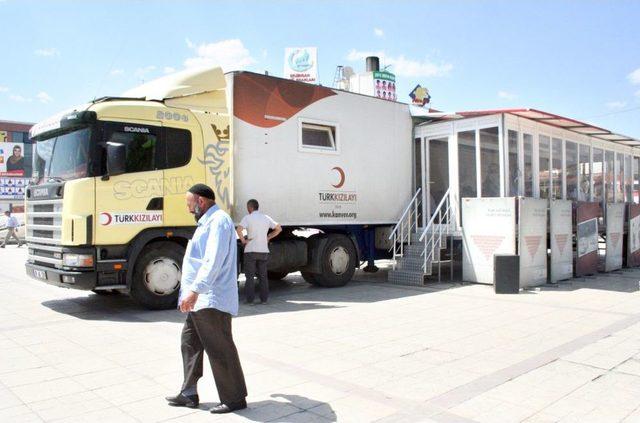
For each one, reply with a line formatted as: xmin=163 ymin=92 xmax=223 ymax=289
xmin=428 ymin=137 xmax=449 ymax=213
xmin=606 ymin=151 xmax=615 ymax=203
xmin=523 ymin=133 xmax=533 ymax=197
xmin=539 ymin=135 xmax=550 ymax=199
xmin=480 ymin=127 xmax=500 ymax=197
xmin=593 ymin=148 xmax=604 ymax=202
xmin=458 ymin=130 xmax=477 ymax=198
xmin=566 ymin=141 xmax=578 ymax=201
xmin=507 ymin=130 xmax=519 ymax=196
xmin=579 ymin=144 xmax=591 ymax=201
xmin=552 ymin=138 xmax=563 ymax=199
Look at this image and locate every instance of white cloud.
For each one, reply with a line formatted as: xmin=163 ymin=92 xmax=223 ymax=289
xmin=163 ymin=66 xmax=176 ymax=74
xmin=9 ymin=94 xmax=31 ymax=103
xmin=0 ymin=86 xmax=8 ymax=92
xmin=498 ymin=90 xmax=517 ymax=100
xmin=628 ymin=68 xmax=640 ymax=85
xmin=34 ymin=48 xmax=59 ymax=57
xmin=36 ymin=91 xmax=53 ymax=104
xmin=346 ymin=49 xmax=452 ymax=77
xmin=184 ymin=39 xmax=255 ymax=71
xmin=605 ymin=101 xmax=627 ymax=110
xmin=134 ymin=65 xmax=157 ymax=79
xmin=110 ymin=69 xmax=124 ymax=76
xmin=374 ymin=28 xmax=384 ymax=38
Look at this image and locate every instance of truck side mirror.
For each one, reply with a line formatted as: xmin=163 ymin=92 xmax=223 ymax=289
xmin=106 ymin=142 xmax=127 ymax=177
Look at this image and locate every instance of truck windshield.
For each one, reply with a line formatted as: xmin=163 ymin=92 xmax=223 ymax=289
xmin=33 ymin=127 xmax=91 ymax=183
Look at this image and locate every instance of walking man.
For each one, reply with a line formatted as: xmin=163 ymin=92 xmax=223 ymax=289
xmin=1 ymin=210 xmax=22 ymax=248
xmin=236 ymin=199 xmax=282 ymax=304
xmin=166 ymin=184 xmax=248 ymax=414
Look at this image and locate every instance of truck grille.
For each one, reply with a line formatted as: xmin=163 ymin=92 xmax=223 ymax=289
xmin=26 ymin=199 xmax=63 ymax=245
xmin=28 ymin=243 xmax=64 ymax=268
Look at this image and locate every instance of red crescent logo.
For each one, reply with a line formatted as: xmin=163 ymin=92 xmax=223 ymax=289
xmin=332 ymin=166 xmax=345 ymax=188
xmin=100 ymin=212 xmax=112 ymax=226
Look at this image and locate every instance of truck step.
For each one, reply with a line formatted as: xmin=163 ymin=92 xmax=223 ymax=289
xmin=388 ymin=269 xmax=430 ymax=286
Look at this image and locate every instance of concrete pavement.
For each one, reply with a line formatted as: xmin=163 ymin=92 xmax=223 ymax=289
xmin=2 ymin=246 xmax=640 ymax=422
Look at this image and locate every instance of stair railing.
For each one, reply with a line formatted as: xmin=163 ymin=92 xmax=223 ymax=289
xmin=419 ymin=187 xmax=454 ymax=281
xmin=388 ymin=188 xmax=422 ymax=270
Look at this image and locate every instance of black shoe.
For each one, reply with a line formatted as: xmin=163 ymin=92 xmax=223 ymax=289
xmin=210 ymin=399 xmax=247 ymax=414
xmin=0 ymin=245 xmax=4 ymax=248
xmin=363 ymin=264 xmax=379 ymax=273
xmin=165 ymin=393 xmax=199 ymax=408
xmin=260 ymin=300 xmax=268 ymax=305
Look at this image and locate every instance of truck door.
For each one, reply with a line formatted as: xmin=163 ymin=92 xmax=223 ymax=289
xmin=95 ymin=121 xmax=164 ymax=245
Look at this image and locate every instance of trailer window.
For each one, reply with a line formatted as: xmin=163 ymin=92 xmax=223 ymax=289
xmin=301 ymin=123 xmax=336 ymax=150
xmin=579 ymin=144 xmax=591 ymax=201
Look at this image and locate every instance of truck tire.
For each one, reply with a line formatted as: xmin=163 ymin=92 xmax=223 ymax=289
xmin=130 ymin=241 xmax=184 ymax=310
xmin=313 ymin=234 xmax=357 ymax=287
xmin=301 ymin=272 xmax=319 ymax=285
xmin=267 ymin=271 xmax=289 ymax=281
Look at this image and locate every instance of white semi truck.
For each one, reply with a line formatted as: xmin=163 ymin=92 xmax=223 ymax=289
xmin=25 ymin=66 xmax=414 ymax=309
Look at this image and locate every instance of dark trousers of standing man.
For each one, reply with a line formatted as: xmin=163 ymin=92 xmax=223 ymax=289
xmin=181 ymin=308 xmax=247 ymax=404
xmin=244 ymin=252 xmax=269 ymax=303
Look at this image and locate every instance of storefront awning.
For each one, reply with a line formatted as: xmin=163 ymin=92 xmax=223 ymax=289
xmin=419 ymin=108 xmax=640 ymax=149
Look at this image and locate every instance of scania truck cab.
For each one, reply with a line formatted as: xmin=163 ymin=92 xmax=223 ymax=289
xmin=26 ymin=69 xmax=233 ymax=309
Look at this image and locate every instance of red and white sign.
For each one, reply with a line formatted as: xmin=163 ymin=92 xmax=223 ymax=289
xmin=550 ymin=200 xmax=573 ymax=283
xmin=99 ymin=211 xmax=163 ymax=226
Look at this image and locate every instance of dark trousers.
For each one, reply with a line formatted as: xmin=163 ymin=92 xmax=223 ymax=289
xmin=244 ymin=252 xmax=269 ymax=302
xmin=180 ymin=308 xmax=247 ymax=404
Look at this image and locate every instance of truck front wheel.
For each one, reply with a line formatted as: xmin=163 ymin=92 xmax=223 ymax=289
xmin=131 ymin=241 xmax=184 ymax=310
xmin=313 ymin=235 xmax=357 ymax=287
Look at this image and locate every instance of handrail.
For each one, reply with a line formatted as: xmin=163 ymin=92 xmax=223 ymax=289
xmin=388 ymin=188 xmax=421 ymax=240
xmin=419 ymin=187 xmax=451 ymax=241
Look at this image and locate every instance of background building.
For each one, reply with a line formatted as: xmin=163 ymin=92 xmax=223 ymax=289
xmin=0 ymin=120 xmax=33 ymax=213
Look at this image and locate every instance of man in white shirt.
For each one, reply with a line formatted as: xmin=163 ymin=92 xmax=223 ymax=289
xmin=236 ymin=199 xmax=282 ymax=304
xmin=1 ymin=211 xmax=22 ymax=248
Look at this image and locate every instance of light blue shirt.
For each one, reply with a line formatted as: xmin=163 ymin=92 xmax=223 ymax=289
xmin=5 ymin=216 xmax=18 ymax=228
xmin=179 ymin=205 xmax=239 ymax=316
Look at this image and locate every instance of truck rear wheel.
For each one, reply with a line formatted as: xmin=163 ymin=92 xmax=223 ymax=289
xmin=131 ymin=241 xmax=184 ymax=310
xmin=313 ymin=234 xmax=356 ymax=287
xmin=301 ymin=272 xmax=319 ymax=285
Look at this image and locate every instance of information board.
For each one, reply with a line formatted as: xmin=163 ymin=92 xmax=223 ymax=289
xmin=605 ymin=203 xmax=624 ymax=272
xmin=519 ymin=198 xmax=548 ymax=287
xmin=462 ymin=197 xmax=517 ymax=284
xmin=550 ymin=200 xmax=573 ymax=283
xmin=575 ymin=202 xmax=601 ymax=276
xmin=628 ymin=203 xmax=640 ymax=267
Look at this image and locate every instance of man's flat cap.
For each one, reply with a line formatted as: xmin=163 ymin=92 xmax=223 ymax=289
xmin=188 ymin=183 xmax=216 ymax=200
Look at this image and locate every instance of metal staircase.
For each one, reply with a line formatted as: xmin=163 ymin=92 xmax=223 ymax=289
xmin=388 ymin=187 xmax=455 ymax=286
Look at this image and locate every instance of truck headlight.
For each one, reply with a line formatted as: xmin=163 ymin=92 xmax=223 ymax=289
xmin=63 ymin=253 xmax=94 ymax=267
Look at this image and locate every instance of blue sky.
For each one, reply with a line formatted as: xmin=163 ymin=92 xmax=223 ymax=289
xmin=2 ymin=0 xmax=640 ymax=137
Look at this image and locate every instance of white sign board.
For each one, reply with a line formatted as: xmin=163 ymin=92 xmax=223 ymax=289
xmin=519 ymin=198 xmax=548 ymax=287
xmin=462 ymin=197 xmax=517 ymax=284
xmin=605 ymin=203 xmax=624 ymax=271
xmin=284 ymin=47 xmax=318 ymax=84
xmin=550 ymin=200 xmax=573 ymax=283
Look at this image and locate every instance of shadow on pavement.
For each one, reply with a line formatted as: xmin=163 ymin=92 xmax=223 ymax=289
xmin=39 ymin=267 xmax=468 ymax=323
xmin=197 ymin=393 xmax=336 ymax=422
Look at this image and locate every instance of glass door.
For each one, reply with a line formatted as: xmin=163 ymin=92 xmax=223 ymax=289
xmin=425 ymin=136 xmax=449 ymax=219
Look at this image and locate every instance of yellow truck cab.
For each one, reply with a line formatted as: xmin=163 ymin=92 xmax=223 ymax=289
xmin=26 ymin=68 xmax=233 ymax=309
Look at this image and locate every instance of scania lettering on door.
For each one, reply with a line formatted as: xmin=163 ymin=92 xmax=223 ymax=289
xmin=113 ymin=176 xmax=195 ymax=200
xmin=99 ymin=211 xmax=163 ymax=226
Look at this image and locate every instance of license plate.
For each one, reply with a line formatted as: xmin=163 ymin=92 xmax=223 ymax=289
xmin=33 ymin=269 xmax=46 ymax=280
